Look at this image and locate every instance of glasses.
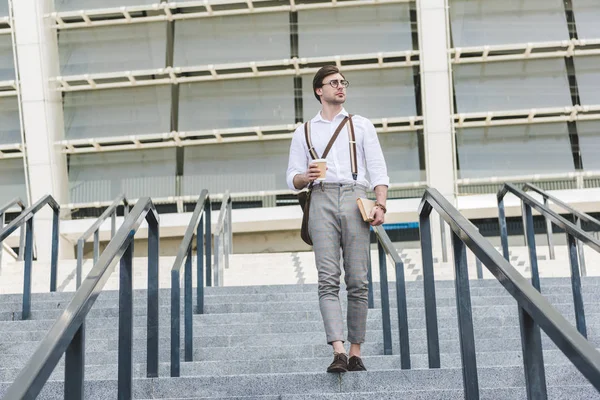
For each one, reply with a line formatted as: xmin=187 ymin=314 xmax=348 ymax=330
xmin=321 ymin=79 xmax=350 ymax=89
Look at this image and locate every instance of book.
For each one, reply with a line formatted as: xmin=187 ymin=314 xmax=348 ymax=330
xmin=356 ymin=197 xmax=376 ymax=222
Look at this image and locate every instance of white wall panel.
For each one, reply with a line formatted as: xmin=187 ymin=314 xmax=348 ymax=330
xmin=449 ymin=0 xmax=568 ymax=47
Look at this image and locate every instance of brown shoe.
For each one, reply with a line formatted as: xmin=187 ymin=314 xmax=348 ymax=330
xmin=326 ymin=353 xmax=348 ymax=373
xmin=348 ymin=356 xmax=367 ymax=372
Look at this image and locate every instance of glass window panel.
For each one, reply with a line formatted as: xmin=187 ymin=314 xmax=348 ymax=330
xmin=456 ymin=123 xmax=574 ymax=179
xmin=298 ymin=4 xmax=412 ymax=58
xmin=68 ymin=149 xmax=176 ymax=203
xmin=179 ymin=77 xmax=294 ymax=131
xmin=58 ymin=23 xmax=165 ymax=76
xmin=0 ymin=35 xmax=14 ymax=81
xmin=63 ymin=86 xmax=171 ymax=140
xmin=0 ymin=97 xmax=20 ymax=145
xmin=578 ymin=121 xmax=600 ymax=171
xmin=571 ymin=0 xmax=600 ymax=40
xmin=573 ymin=56 xmax=600 ymax=106
xmin=174 ymin=13 xmax=289 ymax=67
xmin=0 ymin=159 xmax=26 ymax=206
xmin=302 ymin=68 xmax=417 ymax=121
xmin=0 ymin=1 xmax=8 ymax=16
xmin=380 ymin=132 xmax=423 ymax=183
xmin=54 ymin=0 xmax=156 ymax=12
xmin=453 ymin=59 xmax=571 ymax=113
xmin=183 ymin=141 xmax=291 ymax=194
xmin=449 ymin=0 xmax=568 ymax=47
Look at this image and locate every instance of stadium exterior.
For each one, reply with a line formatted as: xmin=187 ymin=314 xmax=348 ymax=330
xmin=1 ymin=0 xmax=599 ymax=259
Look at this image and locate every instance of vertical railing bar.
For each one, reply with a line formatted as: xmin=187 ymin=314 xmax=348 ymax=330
xmin=170 ymin=269 xmax=181 ymax=377
xmin=18 ymin=217 xmax=25 ymax=261
xmin=378 ymin=240 xmax=392 ymax=355
xmin=214 ymin=235 xmax=220 ymax=286
xmin=205 ymin=200 xmax=212 ymax=287
xmin=147 ymin=217 xmax=159 ymax=378
xmin=394 ymin=260 xmax=410 ymax=369
xmin=22 ymin=218 xmax=34 ymax=320
xmin=76 ymin=240 xmax=84 ymax=289
xmin=184 ymin=246 xmax=193 ymax=362
xmin=575 ymin=217 xmax=587 ymax=277
xmin=111 ymin=211 xmax=116 ymax=238
xmin=50 ymin=208 xmax=60 ymax=292
xmin=367 ymin=241 xmax=374 ymax=309
xmin=64 ymin=323 xmax=85 ymax=399
xmin=543 ymin=198 xmax=555 ymax=260
xmin=197 ymin=214 xmax=205 ymax=314
xmin=439 ymin=214 xmax=448 ymax=263
xmin=566 ymin=233 xmax=587 ymax=338
xmin=451 ymin=231 xmax=479 ymax=400
xmin=93 ymin=230 xmax=99 ymax=266
xmin=118 ymin=240 xmax=134 ymax=400
xmin=0 ymin=213 xmax=4 ymax=266
xmin=498 ymin=197 xmax=510 ymax=261
xmin=523 ymin=204 xmax=541 ymax=292
xmin=518 ymin=305 xmax=548 ymax=400
xmin=419 ymin=212 xmax=440 ymax=368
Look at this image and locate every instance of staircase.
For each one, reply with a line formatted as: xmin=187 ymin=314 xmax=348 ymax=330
xmin=0 ymin=257 xmax=598 ymax=399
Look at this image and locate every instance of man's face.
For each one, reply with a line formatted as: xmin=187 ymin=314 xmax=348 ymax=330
xmin=316 ymin=73 xmax=347 ymax=105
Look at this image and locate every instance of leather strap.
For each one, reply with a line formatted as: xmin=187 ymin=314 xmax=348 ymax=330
xmin=347 ymin=114 xmax=357 ymax=181
xmin=304 ymin=116 xmax=350 ymax=160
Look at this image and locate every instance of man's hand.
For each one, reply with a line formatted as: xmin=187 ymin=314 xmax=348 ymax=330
xmin=369 ymin=206 xmax=385 ymax=226
xmin=305 ymin=162 xmax=322 ymax=183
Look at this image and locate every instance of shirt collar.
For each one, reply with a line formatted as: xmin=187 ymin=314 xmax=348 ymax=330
xmin=311 ymin=108 xmax=349 ymax=123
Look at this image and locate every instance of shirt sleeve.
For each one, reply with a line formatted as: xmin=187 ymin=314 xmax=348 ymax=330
xmin=362 ymin=118 xmax=390 ymax=189
xmin=286 ymin=127 xmax=309 ymax=191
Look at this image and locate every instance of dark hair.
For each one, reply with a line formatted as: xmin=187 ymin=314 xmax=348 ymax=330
xmin=312 ymin=65 xmax=345 ymax=103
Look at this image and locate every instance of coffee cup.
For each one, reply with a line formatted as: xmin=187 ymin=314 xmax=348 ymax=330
xmin=313 ymin=159 xmax=327 ymax=181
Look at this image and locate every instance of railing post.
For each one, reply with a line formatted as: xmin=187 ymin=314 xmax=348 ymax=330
xmin=65 ymin=323 xmax=85 ymax=399
xmin=205 ymin=200 xmax=212 ymax=287
xmin=214 ymin=234 xmax=220 ymax=286
xmin=475 ymin=228 xmax=483 ymax=280
xmin=22 ymin=218 xmax=34 ymax=320
xmin=147 ymin=217 xmax=159 ymax=378
xmin=50 ymin=208 xmax=59 ymax=292
xmin=93 ymin=230 xmax=99 ymax=265
xmin=118 ymin=240 xmax=134 ymax=400
xmin=76 ymin=239 xmax=84 ymax=289
xmin=419 ymin=211 xmax=440 ymax=368
xmin=394 ymin=259 xmax=410 ymax=369
xmin=18 ymin=222 xmax=25 ymax=261
xmin=0 ymin=213 xmax=4 ymax=266
xmin=498 ymin=197 xmax=510 ymax=261
xmin=518 ymin=306 xmax=548 ymax=400
xmin=197 ymin=214 xmax=205 ymax=314
xmin=451 ymin=232 xmax=479 ymax=399
xmin=170 ymin=269 xmax=181 ymax=377
xmin=543 ymin=198 xmax=555 ymax=260
xmin=523 ymin=204 xmax=541 ymax=292
xmin=575 ymin=217 xmax=587 ymax=277
xmin=367 ymin=240 xmax=374 ymax=309
xmin=566 ymin=233 xmax=587 ymax=338
xmin=377 ymin=240 xmax=392 ymax=355
xmin=185 ymin=246 xmax=193 ymax=362
xmin=111 ymin=211 xmax=116 ymax=237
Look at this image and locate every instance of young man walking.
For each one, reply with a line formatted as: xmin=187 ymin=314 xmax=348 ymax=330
xmin=286 ymin=65 xmax=389 ymax=373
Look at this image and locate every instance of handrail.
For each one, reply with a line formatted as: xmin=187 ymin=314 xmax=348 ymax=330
xmin=75 ymin=194 xmax=129 ymax=288
xmin=170 ymin=190 xmax=211 ymax=377
xmin=213 ymin=190 xmax=232 ymax=286
xmin=2 ymin=198 xmax=160 ymax=400
xmin=419 ymin=187 xmax=600 ymax=399
xmin=0 ymin=195 xmax=60 ymax=319
xmin=371 ymin=225 xmax=411 ymax=369
xmin=523 ymin=182 xmax=600 ymax=268
xmin=0 ymin=197 xmax=26 ymax=264
xmin=498 ymin=183 xmax=600 ymax=337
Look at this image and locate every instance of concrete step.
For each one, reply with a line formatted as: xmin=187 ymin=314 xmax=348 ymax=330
xmin=0 ymin=365 xmax=594 ymax=399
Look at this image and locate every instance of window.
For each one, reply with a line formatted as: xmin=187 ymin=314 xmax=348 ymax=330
xmin=0 ymin=97 xmax=20 ymax=144
xmin=0 ymin=159 xmax=26 ymax=205
xmin=573 ymin=56 xmax=600 ymax=106
xmin=578 ymin=121 xmax=600 ymax=171
xmin=0 ymin=35 xmax=14 ymax=81
xmin=571 ymin=0 xmax=600 ymax=40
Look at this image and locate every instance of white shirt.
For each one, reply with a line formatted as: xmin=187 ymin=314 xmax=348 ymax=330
xmin=286 ymin=108 xmax=390 ymax=191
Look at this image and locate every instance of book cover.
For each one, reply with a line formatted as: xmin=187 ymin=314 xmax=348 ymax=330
xmin=356 ymin=197 xmax=376 ymax=222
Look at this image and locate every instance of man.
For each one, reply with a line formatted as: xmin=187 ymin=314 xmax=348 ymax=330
xmin=286 ymin=65 xmax=389 ymax=373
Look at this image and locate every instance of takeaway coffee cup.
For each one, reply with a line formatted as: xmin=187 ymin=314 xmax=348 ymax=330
xmin=313 ymin=159 xmax=327 ymax=181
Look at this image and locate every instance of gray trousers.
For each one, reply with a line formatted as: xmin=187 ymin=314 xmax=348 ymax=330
xmin=308 ymin=182 xmax=370 ymax=344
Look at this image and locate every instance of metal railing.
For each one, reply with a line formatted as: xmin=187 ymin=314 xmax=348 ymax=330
xmin=0 ymin=195 xmax=60 ymax=320
xmin=371 ymin=225 xmax=411 ymax=369
xmin=213 ymin=190 xmax=232 ymax=287
xmin=498 ymin=183 xmax=600 ymax=338
xmin=523 ymin=182 xmax=600 ymax=271
xmin=171 ymin=190 xmax=211 ymax=377
xmin=2 ymin=198 xmax=160 ymax=400
xmin=420 ymin=187 xmax=600 ymax=399
xmin=75 ymin=194 xmax=129 ymax=288
xmin=0 ymin=197 xmax=26 ymax=264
